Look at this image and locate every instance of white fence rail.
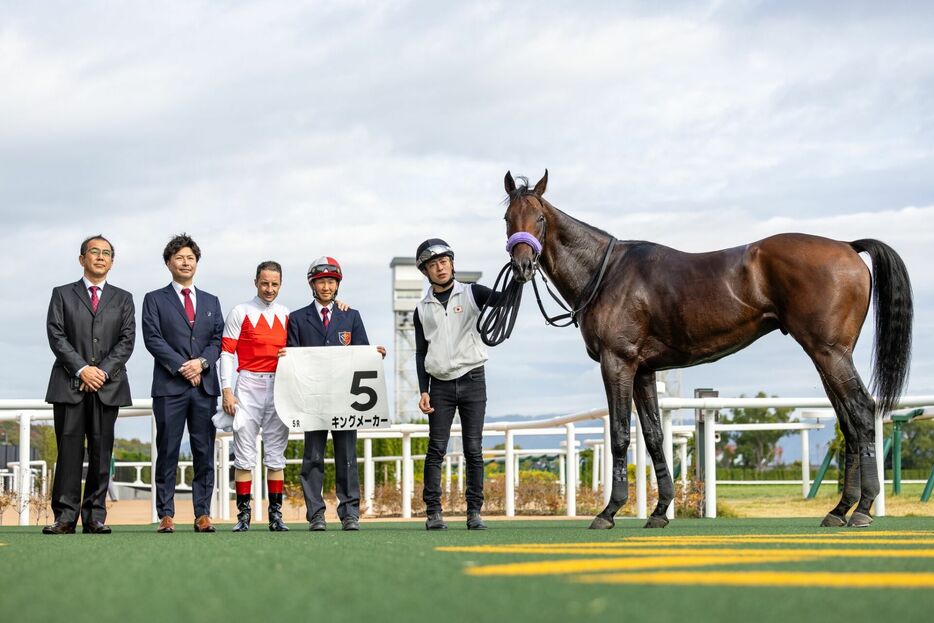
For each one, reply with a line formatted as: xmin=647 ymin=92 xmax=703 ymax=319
xmin=3 ymin=395 xmax=933 ymax=526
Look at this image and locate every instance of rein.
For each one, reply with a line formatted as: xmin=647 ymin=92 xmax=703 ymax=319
xmin=477 ymin=222 xmax=617 ymax=345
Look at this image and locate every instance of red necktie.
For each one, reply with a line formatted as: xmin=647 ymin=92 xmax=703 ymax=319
xmin=89 ymin=286 xmax=100 ymax=313
xmin=321 ymin=307 xmax=330 ymax=331
xmin=181 ymin=288 xmax=195 ymax=325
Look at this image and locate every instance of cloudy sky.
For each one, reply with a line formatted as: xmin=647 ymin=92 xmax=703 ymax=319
xmin=2 ymin=1 xmax=932 ymax=447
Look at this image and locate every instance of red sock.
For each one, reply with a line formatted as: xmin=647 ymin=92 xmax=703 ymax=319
xmin=236 ymin=480 xmax=252 ymax=496
xmin=267 ymin=479 xmax=284 ymax=494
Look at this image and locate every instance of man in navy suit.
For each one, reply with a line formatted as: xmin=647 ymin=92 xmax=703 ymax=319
xmin=43 ymin=235 xmax=135 ymax=534
xmin=285 ymin=256 xmax=385 ymax=531
xmin=142 ymin=234 xmax=224 ymax=533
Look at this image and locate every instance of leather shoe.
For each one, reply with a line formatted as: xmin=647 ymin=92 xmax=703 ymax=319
xmin=466 ymin=513 xmax=488 ymax=530
xmin=157 ymin=516 xmax=175 ymax=533
xmin=194 ymin=515 xmax=216 ymax=533
xmin=341 ymin=516 xmax=360 ymax=531
xmin=42 ymin=521 xmax=76 ymax=535
xmin=82 ymin=520 xmax=112 ymax=534
xmin=425 ymin=513 xmax=448 ymax=531
xmin=308 ymin=513 xmax=327 ymax=531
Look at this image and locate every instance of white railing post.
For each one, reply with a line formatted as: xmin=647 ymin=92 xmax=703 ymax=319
xmin=875 ymin=411 xmax=886 ymax=517
xmin=558 ymin=455 xmax=566 ymax=494
xmin=220 ymin=436 xmax=231 ymax=521
xmin=591 ymin=443 xmax=600 ymax=492
xmin=151 ymin=417 xmax=158 ymax=524
xmin=457 ymin=454 xmax=464 ymax=493
xmin=402 ymin=430 xmax=412 ymax=519
xmin=602 ymin=415 xmax=612 ymax=505
xmin=444 ymin=455 xmax=452 ymax=493
xmin=662 ymin=410 xmax=674 ymax=520
xmin=18 ymin=411 xmax=30 ymax=526
xmin=679 ymin=440 xmax=688 ymax=485
xmin=800 ymin=428 xmax=810 ymax=499
xmin=210 ymin=441 xmax=218 ymax=519
xmin=364 ymin=437 xmax=374 ymax=515
xmin=565 ymin=423 xmax=576 ymax=517
xmin=704 ymin=411 xmax=717 ymax=518
xmin=505 ymin=429 xmax=515 ymax=517
xmin=252 ymin=434 xmax=263 ymax=522
xmin=635 ymin=420 xmax=647 ymax=519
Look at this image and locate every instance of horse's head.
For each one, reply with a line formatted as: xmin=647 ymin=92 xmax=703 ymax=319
xmin=504 ymin=169 xmax=549 ymax=283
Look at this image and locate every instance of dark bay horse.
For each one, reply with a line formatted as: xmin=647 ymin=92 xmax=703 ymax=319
xmin=503 ymin=171 xmax=913 ymax=529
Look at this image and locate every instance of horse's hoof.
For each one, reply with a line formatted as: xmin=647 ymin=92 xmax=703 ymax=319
xmin=819 ymin=513 xmax=846 ymax=527
xmin=846 ymin=512 xmax=873 ymax=528
xmin=589 ymin=515 xmax=615 ymax=530
xmin=643 ymin=515 xmax=669 ymax=529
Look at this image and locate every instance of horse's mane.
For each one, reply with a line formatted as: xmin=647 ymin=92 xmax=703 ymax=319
xmin=504 ymin=176 xmax=614 ymax=240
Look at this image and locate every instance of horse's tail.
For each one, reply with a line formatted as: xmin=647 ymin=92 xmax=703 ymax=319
xmin=850 ymin=239 xmax=913 ymax=415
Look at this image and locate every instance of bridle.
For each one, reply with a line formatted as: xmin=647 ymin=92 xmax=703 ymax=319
xmin=477 ymin=196 xmax=617 ymax=346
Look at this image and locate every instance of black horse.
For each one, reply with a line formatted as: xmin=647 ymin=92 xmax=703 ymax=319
xmin=503 ymin=171 xmax=912 ymax=529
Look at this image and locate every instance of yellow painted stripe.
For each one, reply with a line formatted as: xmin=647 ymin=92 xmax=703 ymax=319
xmin=438 ymin=544 xmax=934 ymax=556
xmin=625 ymin=531 xmax=934 ymax=541
xmin=465 ymin=552 xmax=814 ymax=577
xmin=574 ymin=571 xmax=934 ymax=589
xmin=622 ymin=537 xmax=934 ymax=546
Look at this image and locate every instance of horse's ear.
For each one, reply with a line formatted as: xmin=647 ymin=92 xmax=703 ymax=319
xmin=533 ymin=169 xmax=548 ymax=196
xmin=504 ymin=170 xmax=516 ymax=194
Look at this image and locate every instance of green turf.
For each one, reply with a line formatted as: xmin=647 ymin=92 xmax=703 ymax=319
xmin=2 ymin=518 xmax=934 ymax=623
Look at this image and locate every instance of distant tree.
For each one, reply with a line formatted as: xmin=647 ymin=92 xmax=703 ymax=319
xmin=901 ymin=420 xmax=934 ymax=469
xmin=724 ymin=392 xmax=792 ymax=471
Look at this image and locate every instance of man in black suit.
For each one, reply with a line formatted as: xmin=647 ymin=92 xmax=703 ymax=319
xmin=44 ymin=235 xmax=135 ymax=534
xmin=142 ymin=234 xmax=223 ymax=533
xmin=285 ymin=256 xmax=385 ymax=531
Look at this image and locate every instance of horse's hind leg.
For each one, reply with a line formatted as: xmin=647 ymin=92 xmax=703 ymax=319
xmin=812 ymin=351 xmax=879 ymax=528
xmin=590 ymin=353 xmax=635 ymax=530
xmin=633 ymin=369 xmax=674 ymax=528
xmin=816 ymin=371 xmax=861 ymax=527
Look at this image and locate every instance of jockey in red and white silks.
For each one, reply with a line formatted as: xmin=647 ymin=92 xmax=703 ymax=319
xmin=220 ymin=296 xmax=291 ymax=474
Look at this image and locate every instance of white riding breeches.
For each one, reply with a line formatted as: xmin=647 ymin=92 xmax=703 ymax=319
xmin=232 ymin=371 xmax=289 ymax=471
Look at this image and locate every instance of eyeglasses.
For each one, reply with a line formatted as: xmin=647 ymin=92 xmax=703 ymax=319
xmin=85 ymin=248 xmax=113 ymax=258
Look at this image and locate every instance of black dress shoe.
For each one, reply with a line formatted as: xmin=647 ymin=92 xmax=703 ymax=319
xmin=42 ymin=521 xmax=76 ymax=535
xmin=341 ymin=516 xmax=360 ymax=531
xmin=308 ymin=513 xmax=327 ymax=531
xmin=82 ymin=521 xmax=112 ymax=534
xmin=425 ymin=513 xmax=448 ymax=531
xmin=466 ymin=513 xmax=488 ymax=530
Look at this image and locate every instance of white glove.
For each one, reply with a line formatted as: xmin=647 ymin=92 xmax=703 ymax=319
xmin=212 ymin=408 xmax=234 ymax=433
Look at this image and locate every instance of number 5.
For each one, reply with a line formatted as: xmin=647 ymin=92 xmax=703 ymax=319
xmin=350 ymin=371 xmax=378 ymax=412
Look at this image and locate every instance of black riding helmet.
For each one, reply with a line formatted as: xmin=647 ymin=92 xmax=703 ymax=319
xmin=416 ymin=238 xmax=455 ymax=271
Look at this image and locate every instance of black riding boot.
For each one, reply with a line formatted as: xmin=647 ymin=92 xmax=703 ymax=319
xmin=232 ymin=494 xmax=251 ymax=532
xmin=268 ymin=493 xmax=289 ymax=532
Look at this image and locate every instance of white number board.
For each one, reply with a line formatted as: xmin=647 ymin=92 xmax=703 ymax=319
xmin=274 ymin=346 xmax=390 ymax=432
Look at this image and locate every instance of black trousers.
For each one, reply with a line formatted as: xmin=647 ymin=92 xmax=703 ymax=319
xmin=422 ymin=367 xmax=487 ymax=515
xmin=301 ymin=429 xmax=360 ymax=521
xmin=153 ymin=387 xmax=217 ymax=518
xmin=51 ymin=394 xmax=118 ymax=526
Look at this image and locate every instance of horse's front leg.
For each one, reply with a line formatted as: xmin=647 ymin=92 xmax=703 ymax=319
xmin=589 ymin=353 xmax=635 ymax=530
xmin=633 ymin=369 xmax=674 ymax=528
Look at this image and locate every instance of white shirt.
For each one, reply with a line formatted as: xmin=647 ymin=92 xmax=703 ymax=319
xmin=313 ymin=300 xmax=335 ymax=322
xmin=171 ymin=281 xmax=197 ymax=312
xmin=82 ymin=277 xmax=106 ymax=298
xmin=77 ymin=278 xmax=107 ymax=378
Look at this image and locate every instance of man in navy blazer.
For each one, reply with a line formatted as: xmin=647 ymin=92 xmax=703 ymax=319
xmin=142 ymin=234 xmax=224 ymax=533
xmin=286 ymin=256 xmax=385 ymax=531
